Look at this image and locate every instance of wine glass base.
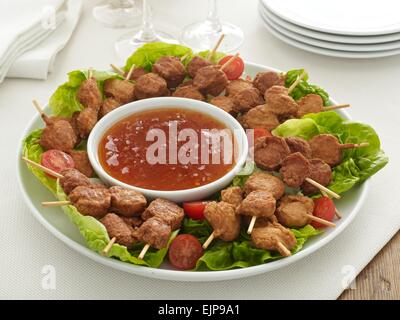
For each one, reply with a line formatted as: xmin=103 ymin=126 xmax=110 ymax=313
xmin=92 ymin=4 xmax=142 ymax=28
xmin=180 ymin=20 xmax=244 ymax=52
xmin=115 ymin=29 xmax=178 ymax=61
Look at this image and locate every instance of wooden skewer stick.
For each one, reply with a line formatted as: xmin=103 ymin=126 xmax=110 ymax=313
xmin=323 ymin=104 xmax=350 ymax=111
xmin=207 ymin=34 xmax=225 ymax=60
xmin=102 ymin=237 xmax=116 ymax=256
xmin=334 ymin=208 xmax=342 ymax=219
xmin=202 ymin=231 xmax=215 ymax=249
xmin=22 ymin=157 xmax=64 ymax=179
xmin=180 ymin=54 xmax=189 ymax=62
xmin=220 ymin=53 xmax=240 ymax=71
xmin=288 ymin=71 xmax=307 ymax=94
xmin=247 ymin=216 xmax=257 ymax=234
xmin=32 ymin=100 xmax=46 ymax=118
xmin=110 ymin=63 xmax=124 ymax=75
xmin=125 ymin=64 xmax=135 ymax=81
xmin=138 ymin=243 xmax=150 ymax=260
xmin=42 ymin=200 xmax=71 ymax=207
xmin=88 ymin=67 xmax=93 ymax=79
xmin=305 ymin=214 xmax=336 ymax=228
xmin=321 ymin=190 xmax=341 ymax=219
xmin=340 ymin=142 xmax=369 ymax=149
xmin=305 ymin=177 xmax=340 ymax=199
xmin=277 ymin=242 xmax=291 ymax=257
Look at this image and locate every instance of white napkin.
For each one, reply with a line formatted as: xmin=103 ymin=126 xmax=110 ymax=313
xmin=6 ymin=0 xmax=83 ymax=80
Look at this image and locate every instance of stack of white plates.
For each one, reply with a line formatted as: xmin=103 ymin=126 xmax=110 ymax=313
xmin=259 ymin=0 xmax=400 ymax=58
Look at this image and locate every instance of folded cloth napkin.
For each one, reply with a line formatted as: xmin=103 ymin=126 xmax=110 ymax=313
xmin=6 ymin=0 xmax=83 ymax=80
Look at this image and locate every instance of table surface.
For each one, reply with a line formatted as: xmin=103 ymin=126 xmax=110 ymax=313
xmin=0 ymin=0 xmax=399 ymax=300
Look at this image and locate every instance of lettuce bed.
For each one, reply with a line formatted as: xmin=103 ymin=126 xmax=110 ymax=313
xmin=21 ymin=42 xmax=388 ymax=271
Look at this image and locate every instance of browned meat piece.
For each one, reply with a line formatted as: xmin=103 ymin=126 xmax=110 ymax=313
xmin=253 ymin=71 xmax=285 ymax=95
xmin=153 ymin=56 xmax=186 ymax=89
xmin=309 ymin=134 xmax=342 ymax=167
xmin=60 ymin=168 xmax=91 ymax=194
xmin=69 ymin=186 xmax=111 ymax=218
xmin=204 ymin=201 xmax=241 ymax=241
xmin=244 ymin=171 xmax=285 ymax=199
xmin=285 ymin=136 xmax=312 ymax=159
xmin=99 ymin=97 xmax=121 ymax=118
xmin=240 ymin=105 xmax=280 ymax=131
xmin=75 ymin=107 xmax=98 ymax=139
xmin=302 ymin=159 xmax=332 ymax=195
xmin=209 ymin=96 xmax=236 ymax=115
xmin=121 ymin=216 xmax=143 ymax=228
xmin=279 ymin=152 xmax=311 ymax=188
xmin=77 ymin=78 xmax=102 ymax=111
xmin=125 ymin=67 xmax=148 ymax=81
xmin=238 ymin=190 xmax=276 ymax=218
xmin=109 ymin=186 xmax=147 ymax=217
xmin=193 ymin=65 xmax=228 ymax=96
xmin=178 ymin=79 xmax=194 ymax=88
xmin=172 ymin=85 xmax=205 ymax=101
xmin=136 ymin=217 xmax=171 ymax=249
xmin=103 ymin=78 xmax=135 ymax=104
xmin=231 ymin=87 xmax=264 ymax=112
xmin=276 ymin=195 xmax=314 ymax=228
xmin=264 ymin=85 xmax=298 ymax=117
xmin=100 ymin=213 xmax=136 ymax=248
xmin=40 ymin=119 xmax=77 ymax=152
xmin=221 ymin=186 xmax=243 ymax=207
xmin=251 ymin=222 xmax=296 ymax=256
xmin=134 ymin=73 xmax=170 ymax=100
xmin=297 ymin=94 xmax=323 ymax=118
xmin=141 ymin=198 xmax=184 ymax=230
xmin=187 ymin=56 xmax=212 ymax=78
xmin=68 ymin=150 xmax=93 ymax=177
xmin=254 ymin=136 xmax=291 ymax=171
xmin=225 ymin=79 xmax=253 ymax=96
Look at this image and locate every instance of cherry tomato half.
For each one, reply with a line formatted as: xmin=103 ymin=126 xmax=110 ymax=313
xmin=253 ymin=128 xmax=272 ymax=141
xmin=183 ymin=202 xmax=208 ymax=220
xmin=168 ymin=234 xmax=203 ymax=270
xmin=312 ymin=196 xmax=336 ymax=229
xmin=41 ymin=150 xmax=75 ymax=178
xmin=218 ymin=55 xmax=244 ymax=80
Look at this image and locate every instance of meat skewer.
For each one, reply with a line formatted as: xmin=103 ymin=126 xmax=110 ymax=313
xmin=137 ymin=198 xmax=184 ymax=259
xmin=242 ymin=172 xmax=285 ymax=234
xmin=309 ymin=134 xmax=369 ymax=167
xmin=296 ymin=94 xmax=350 ymax=117
xmin=202 ymin=201 xmax=241 ymax=249
xmin=110 ymin=63 xmax=124 ymax=75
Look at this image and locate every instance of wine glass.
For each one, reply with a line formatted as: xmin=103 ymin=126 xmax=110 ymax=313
xmin=180 ymin=0 xmax=244 ymax=52
xmin=115 ymin=0 xmax=177 ymax=61
xmin=92 ymin=0 xmax=142 ymax=28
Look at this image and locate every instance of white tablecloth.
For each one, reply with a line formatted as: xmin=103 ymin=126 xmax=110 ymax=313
xmin=0 ymin=0 xmax=398 ymax=299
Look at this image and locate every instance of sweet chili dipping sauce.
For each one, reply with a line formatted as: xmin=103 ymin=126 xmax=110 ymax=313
xmin=98 ymin=108 xmax=235 ymax=191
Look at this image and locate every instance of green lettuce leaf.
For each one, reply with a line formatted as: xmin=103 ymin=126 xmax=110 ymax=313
xmin=22 ymin=128 xmax=175 ymax=268
xmin=196 ymin=50 xmax=226 ymax=64
xmin=272 ymin=111 xmax=388 ymax=194
xmin=124 ymin=42 xmax=193 ymax=71
xmin=195 ymin=225 xmax=321 ymax=271
xmin=23 ymin=129 xmax=57 ymax=194
xmin=49 ymin=69 xmax=122 ymax=118
xmin=285 ymin=69 xmax=330 ymax=105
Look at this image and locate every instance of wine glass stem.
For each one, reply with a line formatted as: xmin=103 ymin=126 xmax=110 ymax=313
xmin=207 ymin=0 xmax=222 ymax=32
xmin=138 ymin=0 xmax=156 ymax=41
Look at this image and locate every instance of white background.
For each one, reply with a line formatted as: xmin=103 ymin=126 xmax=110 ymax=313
xmin=0 ymin=0 xmax=398 ymax=299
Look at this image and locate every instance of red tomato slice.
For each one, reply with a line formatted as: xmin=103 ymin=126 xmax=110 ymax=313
xmin=311 ymin=196 xmax=336 ymax=229
xmin=168 ymin=234 xmax=203 ymax=270
xmin=218 ymin=55 xmax=244 ymax=80
xmin=253 ymin=128 xmax=272 ymax=141
xmin=41 ymin=150 xmax=75 ymax=178
xmin=183 ymin=202 xmax=207 ymax=220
